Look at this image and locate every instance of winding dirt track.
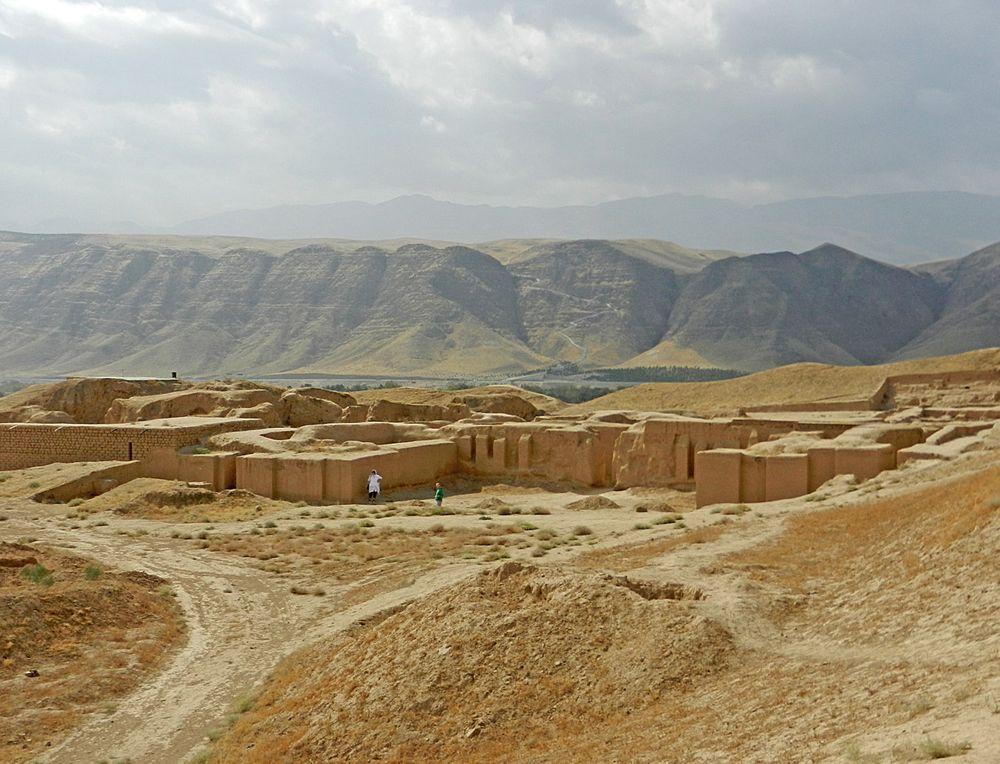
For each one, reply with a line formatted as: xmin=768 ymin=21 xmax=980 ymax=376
xmin=4 ymin=513 xmax=476 ymax=764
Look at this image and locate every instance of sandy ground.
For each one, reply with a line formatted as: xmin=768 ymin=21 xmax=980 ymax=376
xmin=1 ymin=448 xmax=997 ymax=762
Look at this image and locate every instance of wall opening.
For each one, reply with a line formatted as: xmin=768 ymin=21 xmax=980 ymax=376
xmin=127 ymin=442 xmax=133 ymax=460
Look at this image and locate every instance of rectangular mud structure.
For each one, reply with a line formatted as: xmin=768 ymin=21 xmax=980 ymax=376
xmin=3 ymin=368 xmax=998 ymax=506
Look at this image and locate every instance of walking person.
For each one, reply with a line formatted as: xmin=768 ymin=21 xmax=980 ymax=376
xmin=434 ymin=482 xmax=445 ymax=509
xmin=367 ymin=469 xmax=382 ymax=503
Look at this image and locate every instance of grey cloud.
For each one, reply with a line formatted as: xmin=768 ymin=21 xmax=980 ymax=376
xmin=0 ymin=0 xmax=998 ymax=231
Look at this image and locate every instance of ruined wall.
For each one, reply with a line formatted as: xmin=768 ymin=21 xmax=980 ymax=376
xmin=0 ymin=418 xmax=260 ymax=471
xmin=612 ymin=418 xmax=758 ymax=488
xmin=234 ymin=440 xmax=458 ymax=503
xmin=451 ymin=421 xmax=628 ymax=487
xmin=693 ymin=429 xmax=921 ymax=507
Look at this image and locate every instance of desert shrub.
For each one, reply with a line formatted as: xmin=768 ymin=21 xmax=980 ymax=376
xmin=92 ymin=520 xmax=109 ymax=527
xmin=21 ymin=563 xmax=54 ymax=586
xmin=263 ymin=520 xmax=277 ymax=528
xmin=28 ymin=481 xmax=41 ymax=489
xmin=429 ymin=523 xmax=445 ymax=533
xmin=530 ymin=546 xmax=547 ymax=557
xmin=529 ymin=507 xmax=551 ymax=515
xmin=68 ymin=498 xmax=85 ymax=507
xmin=635 ymin=505 xmax=648 ymax=512
xmin=721 ymin=504 xmax=750 ymax=515
xmin=918 ymin=738 xmax=970 ymax=759
xmin=653 ymin=514 xmax=677 ymax=525
xmin=0 ymin=474 xmax=9 ymax=482
xmin=633 ymin=523 xmax=651 ymax=530
xmin=518 ymin=521 xmax=538 ymax=531
xmin=572 ymin=525 xmax=593 ymax=536
xmin=157 ymin=584 xmax=176 ymax=598
xmin=83 ymin=564 xmax=102 ymax=580
xmin=906 ymin=696 xmax=935 ymax=718
xmin=290 ymin=585 xmax=310 ymax=595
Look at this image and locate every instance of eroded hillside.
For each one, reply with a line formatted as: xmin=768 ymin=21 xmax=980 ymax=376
xmin=0 ymin=233 xmax=996 ymax=375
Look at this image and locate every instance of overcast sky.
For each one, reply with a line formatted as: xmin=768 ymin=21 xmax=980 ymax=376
xmin=1 ymin=0 xmax=999 ymax=228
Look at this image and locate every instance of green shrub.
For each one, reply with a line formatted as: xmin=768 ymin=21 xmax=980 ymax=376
xmin=83 ymin=564 xmax=102 ymax=580
xmin=68 ymin=498 xmax=85 ymax=507
xmin=21 ymin=564 xmax=54 ymax=586
xmin=572 ymin=525 xmax=593 ymax=536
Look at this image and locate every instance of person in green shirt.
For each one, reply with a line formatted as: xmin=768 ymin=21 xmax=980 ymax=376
xmin=434 ymin=482 xmax=445 ymax=508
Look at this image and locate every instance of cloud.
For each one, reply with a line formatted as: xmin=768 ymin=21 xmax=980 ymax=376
xmin=0 ymin=0 xmax=998 ymax=229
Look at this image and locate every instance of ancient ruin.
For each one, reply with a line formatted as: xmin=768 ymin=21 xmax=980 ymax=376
xmin=2 ymin=355 xmax=998 ymax=764
xmin=2 ymin=368 xmax=998 ymax=508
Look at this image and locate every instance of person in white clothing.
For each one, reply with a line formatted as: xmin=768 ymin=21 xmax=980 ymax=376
xmin=367 ymin=470 xmax=382 ymax=503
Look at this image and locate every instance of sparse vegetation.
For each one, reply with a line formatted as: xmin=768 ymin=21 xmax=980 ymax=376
xmin=916 ymin=738 xmax=971 ymax=759
xmin=84 ymin=564 xmax=102 ymax=580
xmin=21 ymin=563 xmax=55 ymax=586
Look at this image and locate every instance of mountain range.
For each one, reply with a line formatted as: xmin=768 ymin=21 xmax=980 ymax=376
xmin=0 ymin=232 xmax=996 ymax=377
xmin=19 ymin=190 xmax=1000 ymax=266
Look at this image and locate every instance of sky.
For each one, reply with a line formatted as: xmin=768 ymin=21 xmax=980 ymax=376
xmin=1 ymin=0 xmax=999 ymax=229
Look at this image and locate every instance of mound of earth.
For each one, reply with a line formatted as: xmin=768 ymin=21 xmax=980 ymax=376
xmin=0 ymin=377 xmax=184 ymax=424
xmin=0 ymin=542 xmax=184 ymax=761
xmin=79 ymin=478 xmax=289 ymax=521
xmin=212 ymin=562 xmax=733 ymax=762
xmin=573 ymin=346 xmax=1000 ymax=415
xmin=566 ymin=495 xmax=621 ymax=511
xmin=473 ymin=497 xmax=511 ymax=510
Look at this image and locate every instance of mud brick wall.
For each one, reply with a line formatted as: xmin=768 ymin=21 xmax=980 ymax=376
xmin=0 ymin=419 xmax=259 ymax=471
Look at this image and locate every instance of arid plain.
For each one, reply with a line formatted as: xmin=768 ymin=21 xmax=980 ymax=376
xmin=1 ymin=349 xmax=998 ymax=763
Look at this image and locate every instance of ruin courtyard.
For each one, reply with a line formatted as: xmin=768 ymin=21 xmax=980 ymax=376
xmin=1 ymin=351 xmax=998 ymax=763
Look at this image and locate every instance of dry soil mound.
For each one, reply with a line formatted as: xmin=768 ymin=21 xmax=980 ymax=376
xmin=81 ymin=478 xmax=288 ymax=521
xmin=0 ymin=377 xmax=184 ymax=423
xmin=571 ymin=347 xmax=1000 ymax=415
xmin=566 ymin=495 xmax=621 ymax=511
xmin=0 ymin=542 xmax=184 ymax=760
xmin=213 ymin=562 xmax=733 ymax=763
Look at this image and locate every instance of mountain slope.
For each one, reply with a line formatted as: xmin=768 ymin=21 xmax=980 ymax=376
xmin=510 ymin=241 xmax=680 ymax=366
xmin=895 ymin=243 xmax=1000 ymax=360
xmin=0 ymin=233 xmax=996 ymax=376
xmin=642 ymin=244 xmax=942 ymax=370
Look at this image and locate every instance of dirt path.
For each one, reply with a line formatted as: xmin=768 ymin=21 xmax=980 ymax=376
xmin=3 ymin=512 xmax=477 ymax=764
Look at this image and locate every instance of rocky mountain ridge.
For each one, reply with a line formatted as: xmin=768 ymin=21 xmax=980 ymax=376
xmin=0 ymin=233 xmax=995 ymax=376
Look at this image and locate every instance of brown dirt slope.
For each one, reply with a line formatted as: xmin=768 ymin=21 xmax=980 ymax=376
xmin=211 ymin=562 xmax=733 ymax=763
xmin=571 ymin=346 xmax=1000 ymax=415
xmin=0 ymin=542 xmax=185 ymax=761
xmin=728 ymin=462 xmax=999 ymax=651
